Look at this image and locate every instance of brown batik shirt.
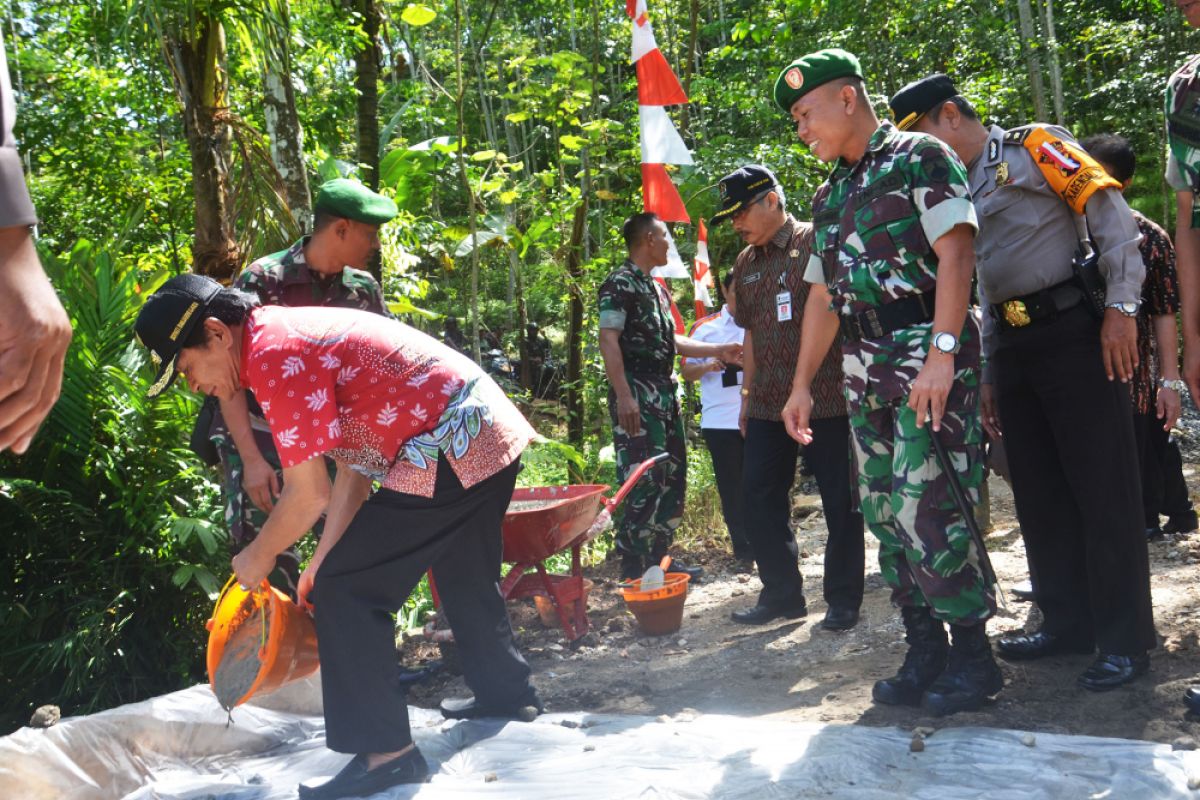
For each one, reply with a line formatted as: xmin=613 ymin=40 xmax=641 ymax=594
xmin=732 ymin=215 xmax=847 ymax=421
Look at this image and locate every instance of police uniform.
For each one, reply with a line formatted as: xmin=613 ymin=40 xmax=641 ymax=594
xmin=597 ymin=260 xmax=687 ymax=569
xmin=208 ymin=181 xmax=395 ymax=599
xmin=892 ymin=75 xmax=1155 ymax=679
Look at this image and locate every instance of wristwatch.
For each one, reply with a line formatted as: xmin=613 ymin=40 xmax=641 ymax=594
xmin=1160 ymin=378 xmax=1187 ymax=393
xmin=1106 ymin=301 xmax=1139 ymax=317
xmin=931 ymin=331 xmax=961 ymax=355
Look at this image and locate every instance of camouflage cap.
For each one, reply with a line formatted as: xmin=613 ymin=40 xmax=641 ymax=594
xmin=889 ymin=74 xmax=958 ymax=131
xmin=314 ymin=178 xmax=398 ymax=226
xmin=773 ymin=48 xmax=863 ymax=113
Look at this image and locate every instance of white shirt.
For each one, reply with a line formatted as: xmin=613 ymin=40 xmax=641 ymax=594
xmin=684 ymin=306 xmax=745 ymax=430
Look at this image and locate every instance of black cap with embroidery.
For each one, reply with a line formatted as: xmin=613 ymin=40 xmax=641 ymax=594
xmin=134 ymin=274 xmax=223 ymax=397
xmin=889 ymin=73 xmax=959 ymax=131
xmin=709 ymin=164 xmax=780 ymax=226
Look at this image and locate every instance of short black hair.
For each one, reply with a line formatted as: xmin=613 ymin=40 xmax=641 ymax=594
xmin=1080 ymin=133 xmax=1136 ymax=183
xmin=181 ymin=288 xmax=261 ymax=348
xmin=722 ymin=271 xmax=734 ymax=290
xmin=312 ymin=208 xmax=345 ymax=233
xmin=928 ymin=95 xmax=979 ymax=124
xmin=623 ymin=212 xmax=661 ymax=250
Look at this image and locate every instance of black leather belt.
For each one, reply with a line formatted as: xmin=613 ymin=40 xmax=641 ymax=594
xmin=840 ymin=291 xmax=936 ymax=342
xmin=990 ymin=280 xmax=1083 ymax=332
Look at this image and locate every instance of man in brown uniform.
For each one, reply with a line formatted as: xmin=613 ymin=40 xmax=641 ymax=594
xmin=712 ymin=165 xmax=864 ymax=630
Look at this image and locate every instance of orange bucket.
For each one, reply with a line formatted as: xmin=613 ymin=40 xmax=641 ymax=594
xmin=205 ymin=577 xmax=319 ymax=709
xmin=621 ymin=573 xmax=690 ymax=636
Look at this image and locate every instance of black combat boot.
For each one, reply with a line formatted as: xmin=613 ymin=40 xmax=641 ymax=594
xmin=872 ymin=606 xmax=949 ymax=706
xmin=920 ymin=622 xmax=1004 ymax=716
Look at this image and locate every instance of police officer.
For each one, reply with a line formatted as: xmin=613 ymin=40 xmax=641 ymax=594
xmin=890 ymin=74 xmax=1156 ymax=691
xmin=776 ymin=50 xmax=1000 ymax=716
xmin=598 ymin=212 xmax=743 ymax=581
xmin=206 ymin=178 xmax=394 ymax=599
xmin=708 ymin=164 xmax=864 ymax=630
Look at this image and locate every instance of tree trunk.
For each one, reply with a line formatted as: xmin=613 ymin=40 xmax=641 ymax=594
xmin=174 ymin=15 xmax=239 ymax=280
xmin=680 ymin=0 xmax=698 ymax=135
xmin=454 ymin=0 xmax=482 ymax=364
xmin=1042 ymin=0 xmax=1065 ymax=125
xmin=565 ymin=199 xmax=588 ymax=483
xmin=262 ymin=0 xmax=312 ymax=232
xmin=1015 ymin=0 xmax=1048 ymax=121
xmin=346 ymin=0 xmax=381 ymax=280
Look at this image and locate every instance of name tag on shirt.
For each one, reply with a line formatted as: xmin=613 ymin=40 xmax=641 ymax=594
xmin=776 ymin=290 xmax=792 ymax=322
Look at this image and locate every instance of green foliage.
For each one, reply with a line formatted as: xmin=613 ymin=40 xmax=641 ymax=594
xmin=0 ymin=240 xmax=225 ymax=732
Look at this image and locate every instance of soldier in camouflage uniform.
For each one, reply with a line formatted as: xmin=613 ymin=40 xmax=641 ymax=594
xmin=598 ymin=212 xmax=743 ymax=581
xmin=774 ymin=50 xmax=1000 ymax=716
xmin=1169 ymin=2 xmax=1200 ymax=404
xmin=206 ymin=179 xmax=395 ymax=599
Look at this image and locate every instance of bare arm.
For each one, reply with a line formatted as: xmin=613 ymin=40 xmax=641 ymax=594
xmin=1153 ymin=312 xmax=1183 ymax=431
xmin=908 ymin=224 xmax=975 ymax=431
xmin=739 ymin=328 xmax=755 ymax=437
xmin=680 ymin=355 xmax=721 ymax=382
xmin=675 ymin=333 xmax=742 ymax=364
xmin=230 ymin=455 xmax=332 ymax=589
xmin=1176 ymin=192 xmax=1200 ymax=399
xmin=297 ymin=462 xmax=373 ymax=607
xmin=0 ymin=225 xmax=71 ymax=453
xmin=781 ymin=284 xmax=841 ymax=443
xmin=219 ymin=391 xmax=281 ymax=512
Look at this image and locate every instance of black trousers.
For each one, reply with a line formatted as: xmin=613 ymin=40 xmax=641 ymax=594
xmin=742 ymin=416 xmax=865 ymax=610
xmin=701 ymin=427 xmax=750 ymax=556
xmin=1132 ymin=412 xmax=1194 ymax=527
xmin=994 ymin=305 xmax=1155 ymax=655
xmin=312 ymin=458 xmax=535 ymax=754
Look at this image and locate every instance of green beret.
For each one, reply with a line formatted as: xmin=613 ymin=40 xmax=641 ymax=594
xmin=314 ymin=178 xmax=398 ymax=226
xmin=773 ymin=48 xmax=864 ymax=113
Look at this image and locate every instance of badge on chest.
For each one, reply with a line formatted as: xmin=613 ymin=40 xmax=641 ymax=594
xmin=776 ymin=290 xmax=792 ymax=322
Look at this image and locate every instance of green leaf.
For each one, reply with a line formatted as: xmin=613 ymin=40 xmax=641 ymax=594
xmin=559 ymin=134 xmax=585 ymax=151
xmin=471 ymin=149 xmax=497 ymax=161
xmin=454 ymin=230 xmax=506 ymax=257
xmin=400 ymin=4 xmax=437 ymax=27
xmin=499 ymin=190 xmax=519 ymax=204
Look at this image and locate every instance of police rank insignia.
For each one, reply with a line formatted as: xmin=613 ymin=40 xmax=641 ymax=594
xmin=995 ymin=161 xmax=1011 ymax=187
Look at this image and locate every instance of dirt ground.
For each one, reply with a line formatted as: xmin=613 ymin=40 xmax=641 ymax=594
xmin=402 ymin=470 xmax=1200 ymax=745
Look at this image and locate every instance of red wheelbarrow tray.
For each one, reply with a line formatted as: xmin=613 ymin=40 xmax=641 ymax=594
xmin=495 ymin=453 xmax=671 ymax=641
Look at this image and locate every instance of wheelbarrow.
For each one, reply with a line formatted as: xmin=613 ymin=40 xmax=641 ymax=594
xmin=425 ymin=453 xmax=671 ymax=644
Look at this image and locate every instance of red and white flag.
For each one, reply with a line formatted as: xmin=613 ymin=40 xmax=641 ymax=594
xmin=630 ymin=0 xmax=690 ymax=279
xmin=693 ymin=219 xmax=713 ymax=318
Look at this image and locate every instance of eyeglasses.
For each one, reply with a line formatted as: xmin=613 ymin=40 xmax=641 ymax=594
xmin=730 ymin=191 xmax=772 ymax=222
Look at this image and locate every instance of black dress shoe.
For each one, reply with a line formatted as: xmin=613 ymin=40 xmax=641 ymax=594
xmin=298 ymin=748 xmax=430 ymax=800
xmin=997 ymin=631 xmax=1094 ymax=660
xmin=1077 ymin=652 xmax=1149 ymax=692
xmin=820 ymin=606 xmax=860 ymax=631
xmin=730 ymin=603 xmax=807 ymax=625
xmin=1147 ymin=526 xmax=1166 ymax=542
xmin=1183 ymin=686 xmax=1200 ymax=714
xmin=439 ymin=694 xmax=543 ymax=720
xmin=1009 ymin=581 xmax=1036 ymax=602
xmin=662 ymin=556 xmax=704 ymax=583
xmin=1164 ymin=513 xmax=1199 ymax=535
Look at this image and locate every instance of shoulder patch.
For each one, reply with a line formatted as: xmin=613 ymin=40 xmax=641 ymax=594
xmin=1020 ymin=126 xmax=1121 ymax=214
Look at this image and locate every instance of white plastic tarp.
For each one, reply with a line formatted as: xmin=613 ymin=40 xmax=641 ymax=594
xmin=2 ymin=673 xmax=1199 ymax=799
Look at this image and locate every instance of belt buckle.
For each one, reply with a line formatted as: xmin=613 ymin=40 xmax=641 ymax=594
xmin=863 ymin=308 xmax=884 ymax=339
xmin=1002 ymin=299 xmax=1031 ymax=328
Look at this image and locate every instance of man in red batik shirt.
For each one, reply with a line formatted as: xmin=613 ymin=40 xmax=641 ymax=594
xmin=134 ymin=274 xmax=540 ymax=800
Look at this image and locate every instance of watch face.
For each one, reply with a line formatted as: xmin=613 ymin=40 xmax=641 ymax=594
xmin=934 ymin=332 xmax=957 ymax=353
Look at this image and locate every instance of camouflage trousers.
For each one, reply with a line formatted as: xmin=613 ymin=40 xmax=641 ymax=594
xmin=211 ymin=422 xmax=330 ymax=601
xmin=608 ymin=376 xmax=686 ymax=557
xmin=847 ymin=377 xmax=995 ymax=625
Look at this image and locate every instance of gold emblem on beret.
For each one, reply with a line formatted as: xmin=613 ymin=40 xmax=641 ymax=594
xmin=785 ymin=67 xmax=803 ymax=90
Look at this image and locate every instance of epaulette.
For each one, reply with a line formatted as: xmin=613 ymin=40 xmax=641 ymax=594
xmin=1003 ymin=126 xmax=1035 ymax=145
